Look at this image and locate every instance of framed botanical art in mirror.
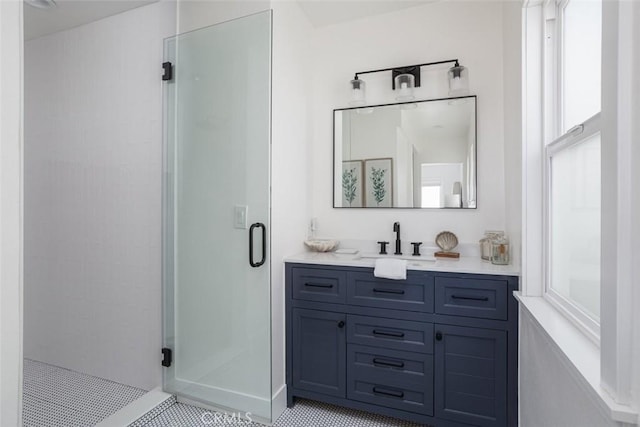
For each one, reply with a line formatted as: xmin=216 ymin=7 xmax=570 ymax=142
xmin=363 ymin=158 xmax=393 ymax=207
xmin=333 ymin=96 xmax=477 ymax=209
xmin=341 ymin=160 xmax=363 ymax=207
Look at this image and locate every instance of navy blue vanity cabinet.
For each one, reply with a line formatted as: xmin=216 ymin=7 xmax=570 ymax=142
xmin=286 ymin=263 xmax=519 ymax=427
xmin=292 ymin=308 xmax=346 ymax=397
xmin=434 ymin=324 xmax=507 ymax=427
xmin=347 ymin=271 xmax=434 ymax=312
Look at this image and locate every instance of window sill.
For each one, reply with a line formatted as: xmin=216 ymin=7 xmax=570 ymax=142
xmin=515 ymin=292 xmax=638 ymax=425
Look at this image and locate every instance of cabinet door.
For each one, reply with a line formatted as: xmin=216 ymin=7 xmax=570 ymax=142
xmin=434 ymin=324 xmax=507 ymax=427
xmin=292 ymin=308 xmax=346 ymax=397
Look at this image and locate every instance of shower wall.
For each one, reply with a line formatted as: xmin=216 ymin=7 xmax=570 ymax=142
xmin=24 ymin=2 xmax=175 ymax=390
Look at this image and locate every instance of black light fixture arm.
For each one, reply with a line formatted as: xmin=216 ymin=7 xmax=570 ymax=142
xmin=354 ymin=58 xmax=459 ymax=89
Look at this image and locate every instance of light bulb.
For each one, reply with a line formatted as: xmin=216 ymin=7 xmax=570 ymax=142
xmin=394 ymin=74 xmax=415 ymax=101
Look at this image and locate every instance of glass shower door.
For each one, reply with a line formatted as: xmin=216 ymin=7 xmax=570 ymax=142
xmin=162 ymin=11 xmax=272 ymax=421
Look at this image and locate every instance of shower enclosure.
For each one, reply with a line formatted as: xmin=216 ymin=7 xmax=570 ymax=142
xmin=162 ymin=11 xmax=272 ymax=421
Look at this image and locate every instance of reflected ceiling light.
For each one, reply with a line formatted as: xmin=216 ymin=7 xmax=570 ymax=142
xmin=355 ymin=107 xmax=374 ymax=115
xmin=447 ymin=97 xmax=470 ymax=106
xmin=349 ymin=58 xmax=469 ymax=105
xmin=25 ymin=0 xmax=57 ymax=9
xmin=400 ymin=102 xmax=417 ymax=110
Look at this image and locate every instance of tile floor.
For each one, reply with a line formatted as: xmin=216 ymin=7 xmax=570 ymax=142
xmin=135 ymin=399 xmax=426 ymax=427
xmin=23 ymin=359 xmax=426 ymax=427
xmin=23 ymin=359 xmax=147 ymax=427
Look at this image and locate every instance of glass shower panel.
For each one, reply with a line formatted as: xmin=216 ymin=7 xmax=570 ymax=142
xmin=163 ymin=11 xmax=271 ymax=421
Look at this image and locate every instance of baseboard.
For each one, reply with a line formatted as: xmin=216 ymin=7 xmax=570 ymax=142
xmin=271 ymin=384 xmax=287 ymax=424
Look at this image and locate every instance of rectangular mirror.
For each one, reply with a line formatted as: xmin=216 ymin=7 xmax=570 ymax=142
xmin=334 ymin=96 xmax=476 ymax=209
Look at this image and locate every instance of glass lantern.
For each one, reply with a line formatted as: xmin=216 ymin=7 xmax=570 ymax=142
xmin=349 ymin=78 xmax=366 ymax=106
xmin=448 ymin=64 xmax=469 ymax=96
xmin=394 ymin=73 xmax=415 ymax=101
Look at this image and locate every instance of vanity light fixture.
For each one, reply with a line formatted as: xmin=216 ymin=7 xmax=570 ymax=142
xmin=351 ymin=58 xmax=469 ymax=103
xmin=448 ymin=62 xmax=469 ymax=96
xmin=394 ymin=73 xmax=415 ymax=101
xmin=349 ymin=77 xmax=366 ymax=106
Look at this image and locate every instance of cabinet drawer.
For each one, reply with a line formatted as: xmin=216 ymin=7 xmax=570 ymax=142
xmin=348 ymin=345 xmax=434 ymax=418
xmin=346 ymin=271 xmax=433 ymax=312
xmin=435 ymin=276 xmax=508 ymax=320
xmin=347 ymin=315 xmax=433 ymax=354
xmin=292 ymin=267 xmax=347 ymax=304
xmin=348 ymin=344 xmax=433 ymax=389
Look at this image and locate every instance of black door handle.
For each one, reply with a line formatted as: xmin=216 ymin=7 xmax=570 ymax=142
xmin=337 ymin=321 xmax=345 ymax=328
xmin=249 ymin=222 xmax=266 ymax=267
xmin=435 ymin=331 xmax=443 ymax=341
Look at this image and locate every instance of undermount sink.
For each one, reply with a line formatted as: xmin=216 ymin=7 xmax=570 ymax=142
xmin=358 ymin=253 xmax=436 ymax=263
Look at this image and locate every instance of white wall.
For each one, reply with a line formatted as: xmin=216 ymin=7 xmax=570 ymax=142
xmin=309 ymin=1 xmax=507 ymax=248
xmin=346 ymin=108 xmax=401 ymax=160
xmin=0 ymin=1 xmax=24 ymax=425
xmin=502 ymin=1 xmax=523 ymax=268
xmin=177 ymin=0 xmax=269 ymax=34
xmin=270 ymin=1 xmax=312 ymax=418
xmin=520 ymin=309 xmax=623 ymax=427
xmin=23 ymin=1 xmax=176 ymax=390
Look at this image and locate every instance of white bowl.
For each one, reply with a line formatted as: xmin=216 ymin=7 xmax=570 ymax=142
xmin=304 ymin=239 xmax=339 ymax=252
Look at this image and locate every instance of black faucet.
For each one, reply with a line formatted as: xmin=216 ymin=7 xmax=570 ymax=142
xmin=393 ymin=222 xmax=402 ymax=255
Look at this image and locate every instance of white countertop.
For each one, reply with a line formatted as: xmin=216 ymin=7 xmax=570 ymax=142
xmin=284 ymin=251 xmax=520 ymax=276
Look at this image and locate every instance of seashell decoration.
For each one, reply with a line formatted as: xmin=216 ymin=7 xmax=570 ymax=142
xmin=435 ymin=231 xmax=458 ymax=251
xmin=304 ymin=239 xmax=339 ymax=252
xmin=435 ymin=231 xmax=460 ymax=258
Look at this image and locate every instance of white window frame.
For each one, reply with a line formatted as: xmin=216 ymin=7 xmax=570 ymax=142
xmin=523 ymin=0 xmax=638 ymax=412
xmin=540 ymin=0 xmax=602 ymax=344
xmin=543 ymin=113 xmax=601 ymax=343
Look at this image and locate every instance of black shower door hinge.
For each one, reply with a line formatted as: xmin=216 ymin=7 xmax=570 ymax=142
xmin=162 ymin=62 xmax=173 ymax=81
xmin=161 ymin=348 xmax=172 ymax=367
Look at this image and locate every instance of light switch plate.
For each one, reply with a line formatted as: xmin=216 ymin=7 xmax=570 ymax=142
xmin=234 ymin=205 xmax=248 ymax=229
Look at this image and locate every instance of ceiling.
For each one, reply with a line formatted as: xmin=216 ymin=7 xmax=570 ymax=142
xmin=24 ymin=0 xmax=158 ymax=40
xmin=296 ymin=0 xmax=438 ymax=28
xmin=24 ymin=0 xmax=438 ymax=41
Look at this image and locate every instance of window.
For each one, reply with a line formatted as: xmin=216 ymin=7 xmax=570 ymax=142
xmin=544 ymin=0 xmax=602 ymax=340
xmin=421 ymin=185 xmax=441 ymax=208
xmin=525 ymin=0 xmax=638 ymax=411
xmin=560 ymin=0 xmax=601 ymax=132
